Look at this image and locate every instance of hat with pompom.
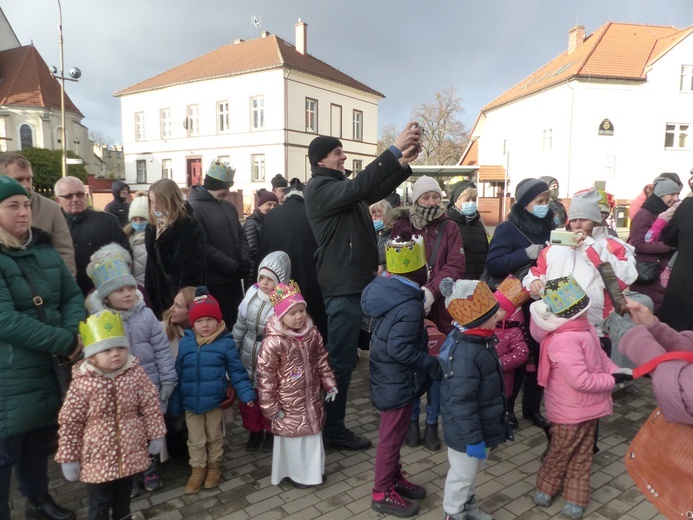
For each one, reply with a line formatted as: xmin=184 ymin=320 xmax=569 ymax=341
xmin=439 ymin=278 xmax=499 ymax=328
xmin=86 ymin=243 xmax=136 ymax=300
xmin=188 ymin=286 xmax=223 ymax=324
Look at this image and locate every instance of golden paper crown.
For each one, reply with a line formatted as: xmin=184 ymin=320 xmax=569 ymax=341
xmin=79 ymin=310 xmax=128 ymax=357
xmin=386 ymin=235 xmax=426 ymax=274
xmin=495 ymin=275 xmax=531 ymax=308
xmin=447 ymin=281 xmax=499 ymax=328
xmin=269 ymin=280 xmax=301 ymax=307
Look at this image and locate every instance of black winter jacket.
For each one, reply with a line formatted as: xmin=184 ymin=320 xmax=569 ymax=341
xmin=144 ymin=205 xmax=206 ymax=318
xmin=439 ymin=329 xmax=513 ymax=452
xmin=446 ymin=207 xmax=488 ymax=280
xmin=63 ymin=208 xmax=131 ymax=295
xmin=104 ymin=180 xmax=130 ymax=227
xmin=243 ymin=209 xmax=264 ymax=285
xmin=361 ymin=275 xmax=437 ymax=411
xmin=304 ymin=149 xmax=411 ymax=297
xmin=188 ymin=186 xmax=250 ymax=286
xmin=259 ymin=193 xmax=328 ymax=340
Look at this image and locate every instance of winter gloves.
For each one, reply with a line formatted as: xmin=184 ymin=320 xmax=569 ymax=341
xmin=61 ymin=462 xmax=80 ymax=482
xmin=148 ymin=437 xmax=165 ymax=455
xmin=525 ymin=244 xmax=544 ymax=260
xmin=603 ymin=312 xmax=637 ymax=350
xmin=467 ymin=441 xmax=487 ymax=459
xmin=159 ymin=382 xmax=176 ymax=407
xmin=422 ymin=286 xmax=434 ymax=314
xmin=325 ymin=387 xmax=338 ymax=402
xmin=612 ymin=371 xmax=634 ymax=386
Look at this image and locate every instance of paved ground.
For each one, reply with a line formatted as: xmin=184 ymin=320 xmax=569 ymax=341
xmin=10 ymin=350 xmax=665 ymax=520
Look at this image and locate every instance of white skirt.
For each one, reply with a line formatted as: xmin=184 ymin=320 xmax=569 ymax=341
xmin=271 ymin=432 xmax=325 ymax=486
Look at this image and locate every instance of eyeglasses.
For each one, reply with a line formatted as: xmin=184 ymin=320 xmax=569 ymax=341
xmin=57 ymin=192 xmax=86 ymax=200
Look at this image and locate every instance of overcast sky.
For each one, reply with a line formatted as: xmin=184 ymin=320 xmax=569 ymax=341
xmin=5 ymin=1 xmax=693 ymax=144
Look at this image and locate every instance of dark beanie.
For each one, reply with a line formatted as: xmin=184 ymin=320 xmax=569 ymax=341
xmin=449 ymin=180 xmax=476 ymax=205
xmin=515 ymin=178 xmax=550 ymax=208
xmin=308 ymin=136 xmax=343 ymax=167
xmin=271 ymin=174 xmax=288 ymax=189
xmin=257 ymin=188 xmax=279 ymax=207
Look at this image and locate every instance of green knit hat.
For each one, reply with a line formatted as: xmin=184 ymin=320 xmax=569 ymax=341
xmin=0 ymin=176 xmax=29 ymax=202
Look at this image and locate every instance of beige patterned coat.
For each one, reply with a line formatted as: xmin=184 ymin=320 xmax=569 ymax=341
xmin=55 ymin=356 xmax=166 ymax=483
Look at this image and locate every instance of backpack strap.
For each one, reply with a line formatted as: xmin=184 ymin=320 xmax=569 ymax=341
xmin=426 ymin=220 xmax=448 ymax=282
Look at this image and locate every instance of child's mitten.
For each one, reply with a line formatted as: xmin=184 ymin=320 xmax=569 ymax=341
xmin=148 ymin=437 xmax=165 ymax=455
xmin=325 ymin=387 xmax=338 ymax=402
xmin=61 ymin=462 xmax=80 ymax=482
xmin=602 ymin=312 xmax=636 ymax=350
xmin=466 ymin=441 xmax=487 ymax=459
xmin=159 ymin=382 xmax=176 ymax=404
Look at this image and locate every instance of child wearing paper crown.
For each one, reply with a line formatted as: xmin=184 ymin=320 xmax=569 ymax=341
xmin=256 ymin=280 xmax=337 ymax=489
xmin=55 ymin=310 xmax=166 ymax=520
xmin=492 ymin=275 xmax=531 ymax=428
xmin=86 ymin=242 xmax=176 ymax=494
xmin=232 ymin=250 xmax=291 ymax=453
xmin=437 ymin=278 xmax=514 ymax=520
xmin=528 ymin=275 xmax=633 ymax=519
xmin=361 ymin=229 xmax=443 ymax=518
xmin=170 ymin=287 xmax=255 ymax=494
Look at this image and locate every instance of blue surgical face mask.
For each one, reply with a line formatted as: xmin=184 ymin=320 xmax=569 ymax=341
xmin=373 ymin=219 xmax=384 ymax=231
xmin=153 ymin=210 xmax=167 ymax=220
xmin=532 ymin=204 xmax=549 ymax=218
xmin=131 ymin=221 xmax=147 ymax=233
xmin=459 ymin=201 xmax=477 ymax=216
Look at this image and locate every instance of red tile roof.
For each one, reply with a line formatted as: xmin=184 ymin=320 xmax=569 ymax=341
xmin=483 ymin=22 xmax=693 ymax=112
xmin=115 ymin=35 xmax=384 ymax=98
xmin=0 ymin=45 xmax=83 ymax=117
xmin=477 ymin=165 xmax=506 ymax=183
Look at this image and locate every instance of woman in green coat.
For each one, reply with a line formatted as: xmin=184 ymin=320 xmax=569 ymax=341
xmin=0 ymin=176 xmax=84 ymax=520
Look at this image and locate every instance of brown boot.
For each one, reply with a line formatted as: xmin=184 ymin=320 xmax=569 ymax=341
xmin=185 ymin=466 xmax=207 ymax=494
xmin=203 ymin=461 xmax=222 ymax=489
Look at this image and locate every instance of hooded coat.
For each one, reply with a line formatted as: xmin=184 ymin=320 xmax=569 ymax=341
xmin=55 ymin=356 xmax=166 ymax=483
xmin=361 ymin=275 xmax=437 ymax=411
xmin=87 ymin=291 xmax=177 ymax=389
xmin=446 ymin=205 xmax=488 ymax=280
xmin=259 ymin=190 xmax=328 ymax=340
xmin=144 ymin=204 xmax=207 ymax=318
xmin=0 ymin=228 xmax=83 ymax=439
xmin=233 ymin=251 xmax=291 ymax=384
xmin=256 ymin=317 xmax=337 ymax=437
xmin=539 ymin=176 xmax=567 ymax=228
xmin=104 ymin=180 xmax=130 ymax=227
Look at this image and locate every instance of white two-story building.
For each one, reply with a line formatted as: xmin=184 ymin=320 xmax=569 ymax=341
xmin=115 ymin=21 xmax=383 ymax=202
xmin=462 ymin=22 xmax=693 ymax=202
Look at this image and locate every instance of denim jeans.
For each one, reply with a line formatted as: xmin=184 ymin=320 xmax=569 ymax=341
xmin=410 ymin=380 xmax=441 ymax=424
xmin=323 ymin=294 xmax=362 ymax=438
xmin=0 ymin=424 xmax=56 ymax=520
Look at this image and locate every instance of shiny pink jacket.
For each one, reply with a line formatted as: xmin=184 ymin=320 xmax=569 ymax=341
xmin=256 ymin=317 xmax=337 ymax=437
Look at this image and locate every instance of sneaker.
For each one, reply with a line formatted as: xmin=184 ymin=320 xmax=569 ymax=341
xmin=533 ymin=490 xmax=552 ymax=507
xmin=561 ymin=503 xmax=584 ymax=519
xmin=464 ymin=495 xmax=494 ymax=520
xmin=246 ymin=431 xmax=264 ymax=452
xmin=323 ymin=429 xmax=372 ymax=450
xmin=130 ymin=480 xmax=141 ymax=498
xmin=143 ymin=472 xmax=162 ymax=492
xmin=394 ymin=472 xmax=427 ymax=500
xmin=371 ymin=487 xmax=419 ymax=518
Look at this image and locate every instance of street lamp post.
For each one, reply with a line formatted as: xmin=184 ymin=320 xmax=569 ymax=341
xmin=57 ymin=0 xmax=66 ymax=177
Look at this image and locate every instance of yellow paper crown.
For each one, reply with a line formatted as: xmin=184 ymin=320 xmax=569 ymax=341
xmin=269 ymin=280 xmax=301 ymax=307
xmin=386 ymin=235 xmax=426 ymax=274
xmin=79 ymin=310 xmax=128 ymax=357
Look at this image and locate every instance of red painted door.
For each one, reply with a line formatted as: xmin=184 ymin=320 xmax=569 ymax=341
xmin=187 ymin=158 xmax=202 ymax=186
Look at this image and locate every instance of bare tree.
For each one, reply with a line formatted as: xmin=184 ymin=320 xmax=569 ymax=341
xmin=89 ymin=129 xmax=115 ymax=147
xmin=377 ymin=123 xmax=399 ymax=155
xmin=410 ymin=86 xmax=468 ymax=165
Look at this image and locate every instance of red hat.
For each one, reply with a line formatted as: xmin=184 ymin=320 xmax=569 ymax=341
xmin=188 ymin=286 xmax=222 ymax=324
xmin=257 ymin=188 xmax=278 ymax=208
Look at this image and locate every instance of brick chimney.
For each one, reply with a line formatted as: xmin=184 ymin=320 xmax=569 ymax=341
xmin=295 ymin=19 xmax=307 ymax=55
xmin=568 ymin=25 xmax=585 ymax=54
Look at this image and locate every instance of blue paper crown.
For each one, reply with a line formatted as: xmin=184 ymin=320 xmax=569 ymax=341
xmin=541 ymin=275 xmax=589 ymax=318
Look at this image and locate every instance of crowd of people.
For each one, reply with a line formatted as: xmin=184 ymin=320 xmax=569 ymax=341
xmin=0 ymin=136 xmax=690 ymax=520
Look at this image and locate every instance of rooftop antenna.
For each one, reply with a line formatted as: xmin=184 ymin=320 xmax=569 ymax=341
xmin=252 ymin=15 xmax=261 ymax=32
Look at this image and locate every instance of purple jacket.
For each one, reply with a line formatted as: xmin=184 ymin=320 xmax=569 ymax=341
xmin=619 ymin=319 xmax=693 ymax=425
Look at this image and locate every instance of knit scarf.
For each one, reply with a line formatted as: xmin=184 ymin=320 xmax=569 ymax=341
xmin=410 ymin=203 xmax=445 ymax=230
xmin=195 ymin=320 xmax=228 ymax=345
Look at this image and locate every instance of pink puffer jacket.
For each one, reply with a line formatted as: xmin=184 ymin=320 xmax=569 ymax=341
xmin=56 ymin=356 xmax=166 ymax=483
xmin=256 ymin=317 xmax=337 ymax=437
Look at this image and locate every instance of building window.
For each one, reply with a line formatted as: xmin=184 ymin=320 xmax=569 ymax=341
xmin=664 ymin=123 xmax=689 ymax=149
xmin=251 ymin=96 xmax=264 ymax=130
xmin=186 ymin=105 xmax=199 ymax=136
xmin=116 ymin=151 xmax=122 ymax=159
xmin=542 ymin=129 xmax=552 ymax=150
xmin=161 ymin=159 xmax=172 ymax=179
xmin=305 ymin=98 xmax=318 ymax=133
xmin=217 ymin=155 xmax=230 ymax=164
xmin=353 ymin=110 xmax=363 ymax=141
xmin=681 ymin=65 xmax=693 ymax=92
xmin=251 ymin=154 xmax=265 ymax=181
xmin=20 ymin=124 xmax=33 ymax=149
xmin=135 ymin=112 xmax=145 ymax=141
xmin=331 ymin=104 xmax=342 ymax=137
xmin=218 ymin=101 xmax=230 ymax=133
xmin=136 ymin=159 xmax=147 ymax=183
xmin=352 ymin=160 xmax=363 ymax=174
xmin=160 ymin=108 xmax=172 ymax=138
